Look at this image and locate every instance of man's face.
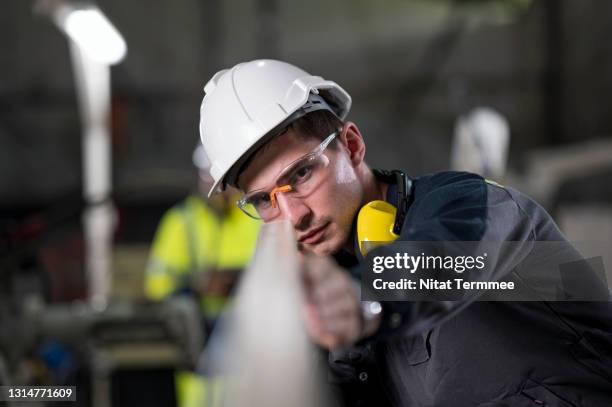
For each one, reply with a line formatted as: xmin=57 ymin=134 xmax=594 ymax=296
xmin=238 ymin=128 xmax=363 ymax=255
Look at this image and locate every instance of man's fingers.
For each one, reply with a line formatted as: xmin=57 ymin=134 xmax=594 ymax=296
xmin=303 ymin=255 xmax=354 ymax=304
xmin=302 ymin=254 xmax=336 ymax=286
xmin=303 ymin=301 xmax=340 ymax=348
xmin=319 ymin=294 xmax=358 ymax=320
xmin=300 ymin=254 xmax=363 ymax=349
xmin=323 ymin=317 xmax=361 ymax=347
xmin=311 ymin=272 xmax=346 ymax=303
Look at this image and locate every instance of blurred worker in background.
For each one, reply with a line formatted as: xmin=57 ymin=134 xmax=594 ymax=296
xmin=198 ymin=60 xmax=612 ymax=406
xmin=146 ymin=144 xmax=260 ymax=324
xmin=145 ymin=144 xmax=260 ymax=407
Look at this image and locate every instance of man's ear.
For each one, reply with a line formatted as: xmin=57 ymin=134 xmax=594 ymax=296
xmin=338 ymin=121 xmax=366 ymax=167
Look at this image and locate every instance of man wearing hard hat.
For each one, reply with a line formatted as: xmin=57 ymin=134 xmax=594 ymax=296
xmin=198 ymin=60 xmax=612 ymax=406
xmin=146 ymin=144 xmax=260 ymax=321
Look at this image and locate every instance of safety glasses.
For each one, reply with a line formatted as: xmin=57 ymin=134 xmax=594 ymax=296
xmin=237 ymin=131 xmax=338 ymax=220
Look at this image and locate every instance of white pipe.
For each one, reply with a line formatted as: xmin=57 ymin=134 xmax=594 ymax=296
xmin=205 ymin=221 xmax=330 ymax=407
xmin=69 ymin=40 xmax=114 ymax=308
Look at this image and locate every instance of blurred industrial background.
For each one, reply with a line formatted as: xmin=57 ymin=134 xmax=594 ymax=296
xmin=1 ymin=0 xmax=612 ymax=405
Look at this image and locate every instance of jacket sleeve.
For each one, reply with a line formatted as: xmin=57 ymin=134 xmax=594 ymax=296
xmin=358 ymin=172 xmax=537 ymax=339
xmin=145 ymin=207 xmax=191 ymax=300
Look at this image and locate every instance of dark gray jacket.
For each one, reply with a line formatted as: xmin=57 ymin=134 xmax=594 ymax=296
xmin=330 ymin=171 xmax=612 ymax=407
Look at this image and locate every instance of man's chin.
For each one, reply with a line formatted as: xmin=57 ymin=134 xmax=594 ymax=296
xmin=298 ymin=243 xmax=325 ymax=256
xmin=297 ymin=239 xmax=340 ymax=256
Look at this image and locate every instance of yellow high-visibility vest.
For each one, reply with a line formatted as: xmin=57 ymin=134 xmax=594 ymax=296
xmin=145 ymin=194 xmax=260 ymax=315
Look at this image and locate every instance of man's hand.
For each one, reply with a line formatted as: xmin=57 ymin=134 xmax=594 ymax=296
xmin=301 ymin=255 xmax=365 ymax=349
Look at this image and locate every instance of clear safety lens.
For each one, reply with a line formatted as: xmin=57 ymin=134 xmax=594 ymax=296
xmin=237 ymin=131 xmax=337 ymax=220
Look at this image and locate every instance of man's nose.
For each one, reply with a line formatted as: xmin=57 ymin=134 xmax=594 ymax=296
xmin=276 ymin=193 xmax=311 ymax=229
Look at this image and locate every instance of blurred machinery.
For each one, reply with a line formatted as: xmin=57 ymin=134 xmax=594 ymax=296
xmin=0 ymin=292 xmax=203 ymax=407
xmin=508 ymin=138 xmax=612 ymax=209
xmin=0 ymin=195 xmax=206 ymax=407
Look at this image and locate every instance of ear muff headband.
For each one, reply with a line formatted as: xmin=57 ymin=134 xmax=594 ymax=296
xmin=372 ymin=169 xmax=412 ymax=235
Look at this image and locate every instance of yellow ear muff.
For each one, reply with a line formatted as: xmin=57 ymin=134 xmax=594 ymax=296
xmin=357 ymin=200 xmax=399 ymax=255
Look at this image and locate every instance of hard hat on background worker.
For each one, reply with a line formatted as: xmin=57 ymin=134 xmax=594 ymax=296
xmin=192 ymin=143 xmax=211 ymax=172
xmin=199 ymin=59 xmax=352 ymax=197
xmin=192 ymin=143 xmax=217 ymax=197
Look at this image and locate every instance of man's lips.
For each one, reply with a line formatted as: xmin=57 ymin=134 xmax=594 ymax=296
xmin=298 ymin=223 xmax=329 ymax=245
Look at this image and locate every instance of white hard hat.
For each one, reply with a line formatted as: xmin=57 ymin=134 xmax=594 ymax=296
xmin=199 ymin=59 xmax=352 ymax=196
xmin=451 ymin=107 xmax=510 ymax=179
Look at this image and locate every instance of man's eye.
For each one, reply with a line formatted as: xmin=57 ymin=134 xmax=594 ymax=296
xmin=290 ymin=165 xmax=314 ymax=184
xmin=250 ymin=193 xmax=271 ymax=208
